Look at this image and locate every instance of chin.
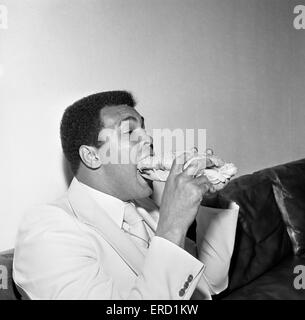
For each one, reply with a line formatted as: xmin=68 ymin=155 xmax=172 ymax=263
xmin=133 ymin=170 xmax=153 ymax=199
xmin=134 ymin=187 xmax=152 ymax=200
xmin=120 ymin=167 xmax=153 ymax=200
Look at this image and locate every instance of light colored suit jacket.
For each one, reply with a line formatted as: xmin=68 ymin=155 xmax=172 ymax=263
xmin=13 ymin=178 xmax=238 ymax=300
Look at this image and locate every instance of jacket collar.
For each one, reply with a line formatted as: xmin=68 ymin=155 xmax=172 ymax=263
xmin=67 ymin=178 xmax=145 ymax=276
xmin=76 ymin=179 xmax=126 ymax=229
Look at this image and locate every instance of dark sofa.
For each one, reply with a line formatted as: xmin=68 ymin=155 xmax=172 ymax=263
xmin=214 ymin=158 xmax=305 ymax=299
xmin=1 ymin=158 xmax=305 ymax=300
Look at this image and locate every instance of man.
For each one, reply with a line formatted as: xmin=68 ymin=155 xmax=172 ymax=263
xmin=13 ymin=91 xmax=238 ymax=299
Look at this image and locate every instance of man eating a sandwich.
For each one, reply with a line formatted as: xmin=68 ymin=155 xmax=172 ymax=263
xmin=13 ymin=90 xmax=239 ymax=300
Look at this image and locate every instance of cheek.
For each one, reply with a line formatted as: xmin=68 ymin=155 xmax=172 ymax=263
xmin=119 ymin=141 xmax=141 ymax=164
xmin=118 ymin=164 xmax=137 ymax=179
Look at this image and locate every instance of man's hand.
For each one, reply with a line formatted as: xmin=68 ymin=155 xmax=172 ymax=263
xmin=156 ymin=152 xmax=212 ymax=248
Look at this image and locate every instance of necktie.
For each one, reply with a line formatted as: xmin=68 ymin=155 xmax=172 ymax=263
xmin=123 ymin=202 xmax=151 ymax=250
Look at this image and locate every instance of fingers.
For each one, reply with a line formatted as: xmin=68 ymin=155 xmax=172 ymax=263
xmin=193 ymin=174 xmax=210 ymax=185
xmin=183 ymin=159 xmax=199 ymax=176
xmin=205 ymin=148 xmax=214 ymax=156
xmin=170 ymin=152 xmax=194 ymax=175
xmin=208 ymin=154 xmax=225 ymax=167
xmin=205 ymin=157 xmax=214 ymax=168
xmin=193 ymin=174 xmax=214 ymax=194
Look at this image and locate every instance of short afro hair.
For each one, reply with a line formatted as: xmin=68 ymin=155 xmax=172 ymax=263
xmin=60 ymin=90 xmax=136 ymax=175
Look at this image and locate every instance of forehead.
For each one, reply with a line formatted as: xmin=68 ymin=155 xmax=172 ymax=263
xmin=100 ymin=105 xmax=143 ymax=128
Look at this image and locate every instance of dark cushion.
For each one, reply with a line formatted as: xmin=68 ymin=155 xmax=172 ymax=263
xmin=215 ymin=170 xmax=292 ymax=294
xmin=0 ymin=250 xmax=21 ymax=300
xmin=222 ymin=255 xmax=305 ymax=300
xmin=272 ymin=161 xmax=305 ymax=256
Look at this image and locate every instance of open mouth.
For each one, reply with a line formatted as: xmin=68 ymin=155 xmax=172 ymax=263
xmin=136 ymin=168 xmax=154 ymax=189
xmin=137 ymin=167 xmax=154 ymax=180
xmin=136 ymin=154 xmax=170 ymax=182
xmin=136 ymin=153 xmax=156 ymax=178
xmin=137 ymin=167 xmax=169 ymax=182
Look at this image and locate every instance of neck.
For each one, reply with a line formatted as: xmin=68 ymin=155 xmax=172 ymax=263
xmin=76 ymin=168 xmax=122 ymax=199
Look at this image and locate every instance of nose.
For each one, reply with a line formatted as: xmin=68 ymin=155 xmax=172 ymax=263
xmin=135 ymin=128 xmax=153 ymax=153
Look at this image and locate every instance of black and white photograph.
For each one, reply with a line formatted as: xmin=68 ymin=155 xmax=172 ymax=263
xmin=0 ymin=0 xmax=305 ymax=304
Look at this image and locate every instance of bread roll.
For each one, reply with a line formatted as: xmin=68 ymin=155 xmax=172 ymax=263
xmin=137 ymin=151 xmax=237 ymax=192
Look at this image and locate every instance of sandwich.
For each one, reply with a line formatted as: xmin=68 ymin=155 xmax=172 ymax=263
xmin=137 ymin=149 xmax=237 ymax=192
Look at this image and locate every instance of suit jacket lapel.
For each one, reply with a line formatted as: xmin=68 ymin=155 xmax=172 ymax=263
xmin=67 ymin=178 xmax=145 ymax=276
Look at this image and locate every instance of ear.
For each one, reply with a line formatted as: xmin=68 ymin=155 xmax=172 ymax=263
xmin=79 ymin=145 xmax=102 ymax=170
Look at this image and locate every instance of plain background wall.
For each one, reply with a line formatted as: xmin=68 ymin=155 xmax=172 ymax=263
xmin=0 ymin=0 xmax=304 ymax=251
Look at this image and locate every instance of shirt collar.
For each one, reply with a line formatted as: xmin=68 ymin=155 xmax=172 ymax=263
xmin=76 ymin=178 xmax=128 ymax=229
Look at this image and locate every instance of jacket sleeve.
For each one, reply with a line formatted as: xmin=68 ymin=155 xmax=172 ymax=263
xmin=195 ymin=202 xmax=239 ymax=294
xmin=13 ymin=205 xmax=208 ymax=300
xmin=130 ymin=236 xmax=208 ymax=300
